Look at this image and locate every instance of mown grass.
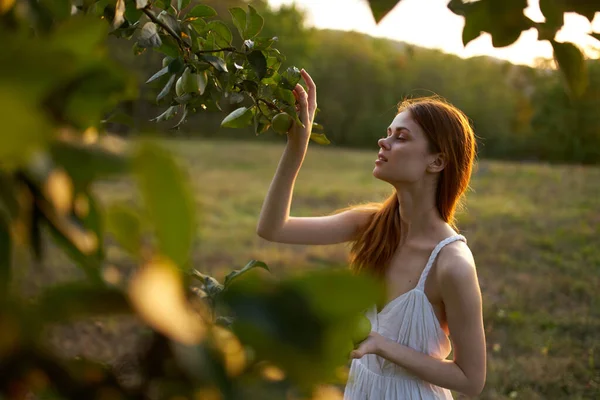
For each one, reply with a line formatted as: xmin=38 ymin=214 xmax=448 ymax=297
xmin=35 ymin=138 xmax=600 ymax=399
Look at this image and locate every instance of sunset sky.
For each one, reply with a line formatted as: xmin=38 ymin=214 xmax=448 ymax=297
xmin=266 ymin=0 xmax=600 ymax=66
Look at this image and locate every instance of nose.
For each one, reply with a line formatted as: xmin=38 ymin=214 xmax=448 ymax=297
xmin=378 ymin=137 xmax=390 ymax=149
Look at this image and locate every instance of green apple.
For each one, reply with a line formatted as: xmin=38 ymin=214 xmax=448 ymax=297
xmin=181 ymin=67 xmax=207 ymax=95
xmin=271 ymin=112 xmax=293 ymax=134
xmin=351 ymin=314 xmax=371 ymax=347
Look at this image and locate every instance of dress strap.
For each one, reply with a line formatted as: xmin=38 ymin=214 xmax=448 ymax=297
xmin=416 ymin=234 xmax=467 ymax=291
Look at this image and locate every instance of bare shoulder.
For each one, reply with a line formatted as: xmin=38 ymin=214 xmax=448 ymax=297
xmin=435 ymin=240 xmax=478 ymax=286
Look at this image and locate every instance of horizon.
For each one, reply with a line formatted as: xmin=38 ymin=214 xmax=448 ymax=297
xmin=266 ymin=0 xmax=600 ymax=67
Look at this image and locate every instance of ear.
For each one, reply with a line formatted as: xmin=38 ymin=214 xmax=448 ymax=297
xmin=427 ymin=153 xmax=446 ymax=173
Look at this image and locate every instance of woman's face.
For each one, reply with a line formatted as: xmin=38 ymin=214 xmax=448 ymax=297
xmin=373 ymin=110 xmax=436 ymax=185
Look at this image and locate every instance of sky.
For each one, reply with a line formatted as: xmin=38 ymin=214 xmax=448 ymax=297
xmin=266 ymin=0 xmax=600 ymax=67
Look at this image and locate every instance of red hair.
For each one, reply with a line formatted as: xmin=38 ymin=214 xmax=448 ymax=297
xmin=346 ymin=96 xmax=476 ymax=277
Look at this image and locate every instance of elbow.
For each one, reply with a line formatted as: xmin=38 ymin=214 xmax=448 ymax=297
xmin=461 ymin=380 xmax=485 ymax=398
xmin=256 ymin=225 xmax=277 ymax=241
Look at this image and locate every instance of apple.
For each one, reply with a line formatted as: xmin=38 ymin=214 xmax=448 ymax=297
xmin=351 ymin=314 xmax=371 ymax=347
xmin=271 ymin=112 xmax=293 ymax=134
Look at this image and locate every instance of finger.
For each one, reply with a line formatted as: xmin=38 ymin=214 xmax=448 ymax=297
xmin=300 ymin=69 xmax=316 ymax=106
xmin=295 ymin=83 xmax=308 ymax=109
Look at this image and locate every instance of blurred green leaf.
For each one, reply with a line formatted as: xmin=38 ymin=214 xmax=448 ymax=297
xmin=219 ymin=269 xmax=378 ymax=389
xmin=367 ymin=0 xmax=400 ymax=23
xmin=221 ymin=107 xmax=254 ymax=128
xmin=49 ymin=139 xmax=130 ymax=192
xmin=34 ymin=283 xmax=132 ymax=323
xmin=186 ymin=4 xmax=217 ymax=19
xmin=223 ymin=260 xmax=269 ymax=288
xmin=310 ymin=133 xmax=331 ymax=145
xmin=51 ymin=15 xmax=109 ymax=57
xmin=552 ymin=40 xmax=588 ymax=98
xmin=42 ymin=213 xmax=103 ymax=284
xmin=245 ymin=5 xmax=264 ymax=39
xmin=229 ymin=7 xmax=246 ymax=40
xmin=248 ymin=50 xmax=267 ymax=81
xmin=105 ymin=203 xmax=142 ymax=257
xmin=284 ymin=270 xmax=381 ymax=322
xmin=133 ymin=141 xmax=196 ymax=269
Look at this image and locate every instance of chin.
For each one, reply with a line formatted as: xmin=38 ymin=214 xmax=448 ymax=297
xmin=372 ymin=167 xmax=389 ymax=183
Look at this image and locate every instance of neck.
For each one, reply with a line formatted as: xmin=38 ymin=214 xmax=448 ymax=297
xmin=394 ymin=179 xmax=443 ymax=243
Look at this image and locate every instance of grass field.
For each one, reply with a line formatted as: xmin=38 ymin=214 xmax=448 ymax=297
xmin=30 ymin=138 xmax=600 ymax=399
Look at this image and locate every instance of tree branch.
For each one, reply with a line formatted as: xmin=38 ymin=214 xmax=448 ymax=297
xmin=142 ymin=6 xmax=188 ymax=50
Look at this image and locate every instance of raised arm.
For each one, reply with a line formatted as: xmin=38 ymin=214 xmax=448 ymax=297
xmin=256 ymin=70 xmax=371 ymax=245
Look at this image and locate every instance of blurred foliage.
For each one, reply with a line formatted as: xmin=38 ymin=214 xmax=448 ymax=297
xmin=0 ymin=0 xmax=598 ymax=399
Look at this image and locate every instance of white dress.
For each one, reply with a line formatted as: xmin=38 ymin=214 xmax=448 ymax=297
xmin=344 ymin=235 xmax=467 ymax=400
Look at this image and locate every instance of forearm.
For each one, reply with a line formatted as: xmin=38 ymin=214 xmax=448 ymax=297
xmin=256 ymin=138 xmax=309 ymax=237
xmin=377 ymin=339 xmax=479 ymax=396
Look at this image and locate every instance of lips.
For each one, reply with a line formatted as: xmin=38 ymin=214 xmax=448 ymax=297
xmin=377 ymin=153 xmax=388 ymax=162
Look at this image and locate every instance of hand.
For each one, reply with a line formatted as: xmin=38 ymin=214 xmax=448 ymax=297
xmin=350 ymin=331 xmax=387 ymax=359
xmin=289 ymin=69 xmax=317 ymax=143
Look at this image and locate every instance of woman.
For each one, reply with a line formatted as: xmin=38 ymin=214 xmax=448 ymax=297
xmin=257 ymin=70 xmax=486 ymax=399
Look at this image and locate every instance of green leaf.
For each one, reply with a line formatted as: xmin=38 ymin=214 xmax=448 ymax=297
xmin=138 ymin=22 xmax=162 ymax=48
xmin=280 ymin=66 xmax=301 ymax=90
xmin=223 ymin=260 xmax=269 ymax=288
xmin=207 ymin=20 xmax=233 ymax=46
xmin=551 ymin=40 xmax=588 ymax=98
xmin=172 ymin=104 xmax=189 ymax=129
xmin=539 ymin=0 xmax=564 ymax=31
xmin=449 ymin=0 xmax=531 ymax=48
xmin=158 ymin=10 xmax=182 ymax=37
xmin=285 ymin=270 xmax=381 ymax=323
xmin=310 ymin=133 xmax=331 ymax=145
xmin=201 ymin=55 xmax=228 ymax=72
xmin=186 ymin=4 xmax=217 ymax=19
xmin=0 ymin=217 xmax=11 ymax=298
xmin=157 ymin=74 xmax=176 ymax=102
xmin=245 ymin=5 xmax=264 ymax=39
xmin=367 ymin=0 xmax=400 ymax=23
xmin=34 ymin=283 xmax=132 ymax=323
xmin=192 ymin=270 xmax=224 ymax=298
xmin=42 ymin=212 xmax=103 ymax=284
xmin=247 ymin=50 xmax=267 ymax=81
xmin=229 ymin=7 xmax=246 ymax=39
xmin=157 ymin=35 xmax=180 ymax=58
xmin=133 ymin=141 xmax=196 ymax=269
xmin=177 ymin=0 xmax=190 ymax=12
xmin=151 ymin=105 xmax=179 ymax=122
xmin=146 ymin=66 xmax=169 ymax=84
xmin=49 ymin=139 xmax=130 ymax=192
xmin=168 ymin=57 xmax=185 ymax=74
xmin=105 ymin=203 xmax=142 ymax=257
xmin=221 ymin=106 xmax=254 ymax=128
xmin=276 ymin=87 xmax=295 ymax=106
xmin=189 ymin=17 xmax=208 ymax=36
